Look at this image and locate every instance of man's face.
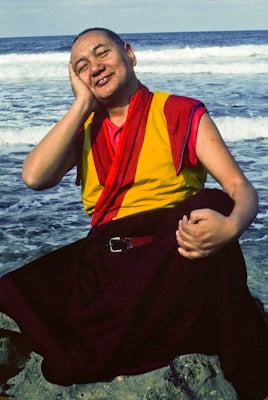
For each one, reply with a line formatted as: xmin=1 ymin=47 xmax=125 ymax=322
xmin=71 ymin=31 xmax=137 ymax=105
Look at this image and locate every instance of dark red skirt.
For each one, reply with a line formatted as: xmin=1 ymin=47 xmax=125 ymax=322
xmin=0 ymin=189 xmax=267 ymax=399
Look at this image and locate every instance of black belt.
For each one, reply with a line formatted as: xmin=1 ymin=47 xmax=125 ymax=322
xmin=106 ymin=235 xmax=154 ymax=253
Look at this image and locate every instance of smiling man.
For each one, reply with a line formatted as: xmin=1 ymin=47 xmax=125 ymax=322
xmin=0 ymin=28 xmax=267 ymax=400
xmin=71 ymin=29 xmax=138 ymax=111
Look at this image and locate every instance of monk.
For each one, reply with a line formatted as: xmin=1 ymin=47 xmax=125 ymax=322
xmin=0 ymin=28 xmax=267 ymax=400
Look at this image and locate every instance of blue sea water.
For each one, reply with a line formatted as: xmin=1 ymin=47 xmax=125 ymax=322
xmin=0 ymin=30 xmax=268 ymax=308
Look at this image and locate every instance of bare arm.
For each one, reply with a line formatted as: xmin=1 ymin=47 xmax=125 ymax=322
xmin=176 ymin=113 xmax=258 ymax=259
xmin=22 ymin=64 xmax=96 ymax=190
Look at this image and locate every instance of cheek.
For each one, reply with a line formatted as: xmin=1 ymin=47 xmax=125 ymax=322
xmin=116 ymin=62 xmax=132 ymax=78
xmin=79 ymin=72 xmax=91 ymax=87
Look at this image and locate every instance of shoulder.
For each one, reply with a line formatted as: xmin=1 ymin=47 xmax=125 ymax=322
xmin=152 ymin=90 xmax=205 ymax=113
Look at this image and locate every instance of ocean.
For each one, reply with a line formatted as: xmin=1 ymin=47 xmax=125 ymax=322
xmin=0 ymin=30 xmax=267 ymax=309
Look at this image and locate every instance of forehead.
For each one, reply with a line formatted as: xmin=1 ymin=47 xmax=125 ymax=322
xmin=71 ymin=31 xmax=115 ymax=57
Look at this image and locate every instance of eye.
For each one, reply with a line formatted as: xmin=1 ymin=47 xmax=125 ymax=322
xmin=77 ymin=63 xmax=88 ymax=74
xmin=97 ymin=49 xmax=110 ymax=58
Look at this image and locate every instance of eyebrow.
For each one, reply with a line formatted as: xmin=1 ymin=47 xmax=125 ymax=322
xmin=74 ymin=43 xmax=109 ymax=70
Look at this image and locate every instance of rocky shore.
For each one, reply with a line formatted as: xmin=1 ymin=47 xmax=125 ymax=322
xmin=0 ymin=312 xmax=239 ymax=400
xmin=1 ymin=301 xmax=267 ymax=400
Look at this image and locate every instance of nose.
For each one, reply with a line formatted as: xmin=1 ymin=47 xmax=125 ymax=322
xmin=91 ymin=59 xmax=105 ymax=76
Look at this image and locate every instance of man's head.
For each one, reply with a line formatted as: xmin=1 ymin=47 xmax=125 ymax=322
xmin=72 ymin=27 xmax=125 ymax=49
xmin=70 ymin=28 xmax=138 ymax=106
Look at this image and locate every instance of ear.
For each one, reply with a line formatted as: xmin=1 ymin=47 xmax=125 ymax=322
xmin=124 ymin=43 xmax=137 ymax=66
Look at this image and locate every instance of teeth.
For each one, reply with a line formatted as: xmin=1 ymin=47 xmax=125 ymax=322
xmin=98 ymin=77 xmax=108 ymax=86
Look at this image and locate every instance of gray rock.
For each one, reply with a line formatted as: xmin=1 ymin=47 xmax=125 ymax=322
xmin=0 ymin=312 xmax=238 ymax=400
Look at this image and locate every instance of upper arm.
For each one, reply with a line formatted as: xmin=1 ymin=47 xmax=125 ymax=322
xmin=22 ymin=133 xmax=80 ymax=191
xmin=195 ymin=113 xmax=248 ymax=196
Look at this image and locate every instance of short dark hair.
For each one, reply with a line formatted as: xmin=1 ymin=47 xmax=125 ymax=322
xmin=72 ymin=27 xmax=125 ymax=48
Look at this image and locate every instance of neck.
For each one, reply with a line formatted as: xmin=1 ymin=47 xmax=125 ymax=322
xmin=105 ymin=79 xmax=139 ymax=125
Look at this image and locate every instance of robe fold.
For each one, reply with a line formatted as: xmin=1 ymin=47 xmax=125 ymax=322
xmin=90 ymin=85 xmax=154 ymax=227
xmin=0 ymin=84 xmax=267 ymax=400
xmin=81 ymin=85 xmax=207 ymax=226
xmin=0 ymin=189 xmax=267 ymax=400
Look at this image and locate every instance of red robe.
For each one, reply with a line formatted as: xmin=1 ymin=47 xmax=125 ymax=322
xmin=0 ymin=86 xmax=267 ymax=400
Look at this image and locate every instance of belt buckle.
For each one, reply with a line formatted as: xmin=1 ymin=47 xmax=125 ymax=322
xmin=109 ymin=237 xmax=132 ymax=253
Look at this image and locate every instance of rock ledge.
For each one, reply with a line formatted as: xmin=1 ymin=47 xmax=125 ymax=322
xmin=0 ymin=312 xmax=238 ymax=400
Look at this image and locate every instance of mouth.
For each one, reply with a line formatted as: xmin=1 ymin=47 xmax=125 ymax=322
xmin=95 ymin=74 xmax=112 ymax=87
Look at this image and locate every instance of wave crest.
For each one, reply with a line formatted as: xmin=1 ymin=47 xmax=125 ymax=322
xmin=1 ymin=117 xmax=267 ymax=146
xmin=0 ymin=44 xmax=267 ymax=81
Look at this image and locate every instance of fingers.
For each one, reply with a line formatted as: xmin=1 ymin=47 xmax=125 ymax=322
xmin=68 ymin=62 xmax=80 ymax=95
xmin=176 ymin=225 xmax=214 ymax=259
xmin=175 ymin=208 xmax=231 ymax=260
xmin=68 ymin=63 xmax=97 ymax=111
xmin=177 ymin=246 xmax=209 ymax=259
xmin=175 ymin=213 xmax=214 ymax=259
xmin=68 ymin=61 xmax=78 ymax=81
xmin=68 ymin=61 xmax=75 ymax=74
xmin=176 ymin=217 xmax=196 ymax=257
xmin=176 ymin=214 xmax=196 ymax=247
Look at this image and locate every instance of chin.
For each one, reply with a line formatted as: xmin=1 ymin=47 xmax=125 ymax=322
xmin=96 ymin=91 xmax=119 ymax=106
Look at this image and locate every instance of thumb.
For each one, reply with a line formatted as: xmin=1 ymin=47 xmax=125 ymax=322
xmin=188 ymin=209 xmax=207 ymax=224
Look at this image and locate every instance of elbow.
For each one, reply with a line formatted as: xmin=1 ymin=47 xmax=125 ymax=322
xmin=251 ymin=184 xmax=259 ymax=217
xmin=22 ymin=155 xmax=73 ymax=190
xmin=22 ymin=156 xmax=42 ymax=190
xmin=22 ymin=169 xmax=45 ymax=190
xmin=22 ymin=164 xmax=64 ymax=191
xmin=22 ymin=162 xmax=54 ymax=191
xmin=245 ymin=180 xmax=259 ymax=212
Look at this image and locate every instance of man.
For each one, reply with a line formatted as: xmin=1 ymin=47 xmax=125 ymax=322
xmin=0 ymin=28 xmax=267 ymax=399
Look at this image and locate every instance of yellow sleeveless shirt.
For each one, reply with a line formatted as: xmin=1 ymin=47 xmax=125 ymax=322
xmin=81 ymin=90 xmax=206 ymax=223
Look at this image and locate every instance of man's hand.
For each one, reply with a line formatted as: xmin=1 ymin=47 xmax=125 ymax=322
xmin=68 ymin=63 xmax=97 ymax=111
xmin=176 ymin=208 xmax=236 ymax=259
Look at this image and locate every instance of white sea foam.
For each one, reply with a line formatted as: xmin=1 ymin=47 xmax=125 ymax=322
xmin=136 ymin=62 xmax=268 ymax=74
xmin=0 ymin=125 xmax=53 ymax=145
xmin=136 ymin=44 xmax=268 ymax=61
xmin=0 ymin=116 xmax=267 ymax=146
xmin=135 ymin=44 xmax=268 ymax=74
xmin=0 ymin=43 xmax=267 ymax=81
xmin=0 ymin=52 xmax=70 ymax=81
xmin=214 ymin=116 xmax=268 ymax=142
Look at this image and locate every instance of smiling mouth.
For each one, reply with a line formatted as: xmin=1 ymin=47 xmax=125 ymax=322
xmin=96 ymin=75 xmax=112 ymax=87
